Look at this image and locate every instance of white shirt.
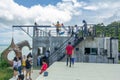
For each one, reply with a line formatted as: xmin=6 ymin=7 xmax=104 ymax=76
xmin=13 ymin=61 xmax=18 ymax=68
xmin=17 ymin=60 xmax=21 ymax=67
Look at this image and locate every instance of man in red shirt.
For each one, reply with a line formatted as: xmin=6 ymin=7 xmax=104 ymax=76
xmin=39 ymin=60 xmax=48 ymax=74
xmin=65 ymin=42 xmax=74 ymax=67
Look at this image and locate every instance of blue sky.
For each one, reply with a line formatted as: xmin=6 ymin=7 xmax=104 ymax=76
xmin=14 ymin=0 xmax=62 ymax=7
xmin=0 ymin=0 xmax=120 ymax=45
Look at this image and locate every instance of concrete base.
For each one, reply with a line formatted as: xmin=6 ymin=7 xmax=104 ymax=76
xmin=36 ymin=62 xmax=120 ymax=80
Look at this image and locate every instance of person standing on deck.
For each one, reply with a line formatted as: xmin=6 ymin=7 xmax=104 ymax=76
xmin=65 ymin=42 xmax=74 ymax=67
xmin=82 ymin=20 xmax=88 ymax=37
xmin=67 ymin=26 xmax=72 ymax=36
xmin=53 ymin=21 xmax=62 ymax=36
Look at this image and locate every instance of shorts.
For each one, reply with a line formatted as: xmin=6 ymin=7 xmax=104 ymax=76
xmin=13 ymin=67 xmax=18 ymax=71
xmin=26 ymin=68 xmax=31 ymax=72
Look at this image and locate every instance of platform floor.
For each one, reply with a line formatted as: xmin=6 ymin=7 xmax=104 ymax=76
xmin=9 ymin=69 xmax=39 ymax=80
xmin=36 ymin=62 xmax=120 ymax=80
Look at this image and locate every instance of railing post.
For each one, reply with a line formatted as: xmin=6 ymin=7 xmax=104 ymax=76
xmin=32 ymin=24 xmax=37 ymax=68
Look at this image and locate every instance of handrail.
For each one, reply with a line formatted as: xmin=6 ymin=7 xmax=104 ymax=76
xmin=49 ymin=36 xmax=74 ymax=65
xmin=58 ymin=37 xmax=84 ymax=60
xmin=35 ymin=28 xmax=49 ymax=37
xmin=48 ymin=35 xmax=84 ymax=66
xmin=35 ymin=27 xmax=69 ymax=37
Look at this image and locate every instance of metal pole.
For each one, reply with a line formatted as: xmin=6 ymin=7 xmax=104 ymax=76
xmin=32 ymin=24 xmax=37 ymax=68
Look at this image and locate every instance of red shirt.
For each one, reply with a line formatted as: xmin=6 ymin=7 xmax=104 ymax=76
xmin=65 ymin=45 xmax=74 ymax=55
xmin=41 ymin=63 xmax=48 ymax=71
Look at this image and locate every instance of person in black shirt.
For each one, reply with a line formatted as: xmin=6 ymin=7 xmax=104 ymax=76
xmin=25 ymin=56 xmax=32 ymax=80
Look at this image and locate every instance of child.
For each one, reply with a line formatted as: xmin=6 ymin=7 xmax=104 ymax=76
xmin=39 ymin=60 xmax=48 ymax=74
xmin=71 ymin=52 xmax=75 ymax=65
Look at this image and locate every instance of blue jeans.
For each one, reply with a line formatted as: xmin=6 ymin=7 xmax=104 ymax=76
xmin=37 ymin=59 xmax=41 ymax=66
xmin=71 ymin=58 xmax=75 ymax=65
xmin=18 ymin=66 xmax=22 ymax=74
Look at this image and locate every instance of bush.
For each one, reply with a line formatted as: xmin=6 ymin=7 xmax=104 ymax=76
xmin=0 ymin=68 xmax=13 ymax=80
xmin=0 ymin=60 xmax=13 ymax=80
xmin=0 ymin=60 xmax=10 ymax=68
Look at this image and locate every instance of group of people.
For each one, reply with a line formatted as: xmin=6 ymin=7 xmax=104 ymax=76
xmin=12 ymin=52 xmax=49 ymax=80
xmin=53 ymin=20 xmax=88 ymax=37
xmin=12 ymin=53 xmax=33 ymax=80
xmin=53 ymin=21 xmax=80 ymax=37
xmin=12 ymin=42 xmax=75 ymax=80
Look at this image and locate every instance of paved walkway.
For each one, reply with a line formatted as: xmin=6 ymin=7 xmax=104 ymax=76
xmin=31 ymin=70 xmax=39 ymax=79
xmin=36 ymin=62 xmax=120 ymax=80
xmin=9 ymin=70 xmax=40 ymax=80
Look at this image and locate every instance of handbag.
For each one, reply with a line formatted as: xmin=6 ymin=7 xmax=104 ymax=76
xmin=43 ymin=71 xmax=48 ymax=77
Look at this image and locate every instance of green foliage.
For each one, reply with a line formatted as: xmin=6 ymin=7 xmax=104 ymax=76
xmin=0 ymin=48 xmax=13 ymax=79
xmin=0 ymin=68 xmax=13 ymax=80
xmin=0 ymin=60 xmax=10 ymax=68
xmin=0 ymin=56 xmax=1 ymax=62
xmin=95 ymin=21 xmax=120 ymax=52
xmin=0 ymin=60 xmax=13 ymax=80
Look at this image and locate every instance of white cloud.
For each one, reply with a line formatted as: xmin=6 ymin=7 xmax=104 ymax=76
xmin=0 ymin=0 xmax=81 ymax=25
xmin=13 ymin=30 xmax=32 ymax=43
xmin=0 ymin=0 xmax=120 ymax=44
xmin=33 ymin=5 xmax=72 ymax=23
xmin=80 ymin=1 xmax=120 ymax=24
xmin=83 ymin=5 xmax=98 ymax=10
xmin=0 ymin=0 xmax=83 ymax=44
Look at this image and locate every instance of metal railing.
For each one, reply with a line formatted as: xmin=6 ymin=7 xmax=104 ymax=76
xmin=34 ymin=26 xmax=69 ymax=37
xmin=49 ymin=36 xmax=74 ymax=65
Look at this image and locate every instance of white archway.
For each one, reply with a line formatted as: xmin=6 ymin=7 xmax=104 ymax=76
xmin=22 ymin=46 xmax=30 ymax=56
xmin=7 ymin=51 xmax=16 ymax=61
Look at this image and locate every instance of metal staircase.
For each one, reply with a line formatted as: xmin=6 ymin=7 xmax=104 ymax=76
xmin=48 ymin=36 xmax=84 ymax=66
xmin=48 ymin=36 xmax=74 ymax=65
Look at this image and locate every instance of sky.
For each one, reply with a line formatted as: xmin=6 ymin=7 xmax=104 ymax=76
xmin=0 ymin=0 xmax=120 ymax=45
